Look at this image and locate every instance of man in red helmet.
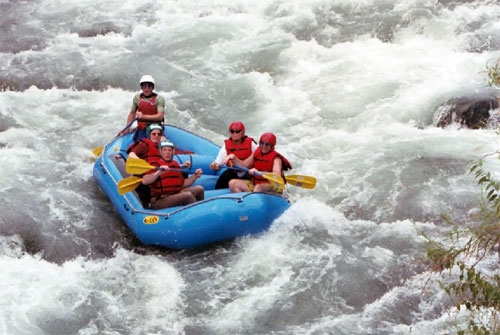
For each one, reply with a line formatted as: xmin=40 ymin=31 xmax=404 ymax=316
xmin=209 ymin=121 xmax=258 ymax=189
xmin=228 ymin=132 xmax=292 ymax=193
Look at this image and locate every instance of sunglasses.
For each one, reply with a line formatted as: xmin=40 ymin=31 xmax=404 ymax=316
xmin=141 ymin=83 xmax=154 ymax=88
xmin=230 ymin=129 xmax=242 ymax=134
xmin=259 ymin=142 xmax=272 ymax=147
xmin=150 ymin=132 xmax=162 ymax=136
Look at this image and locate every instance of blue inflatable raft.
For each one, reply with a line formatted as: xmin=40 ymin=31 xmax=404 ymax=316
xmin=92 ymin=124 xmax=291 ymax=249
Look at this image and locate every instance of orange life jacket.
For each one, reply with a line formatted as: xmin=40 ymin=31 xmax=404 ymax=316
xmin=147 ymin=158 xmax=184 ymax=197
xmin=252 ymin=148 xmax=292 ymax=184
xmin=224 ymin=136 xmax=254 ymax=160
xmin=126 ymin=138 xmax=160 ymax=162
xmin=137 ymin=94 xmax=160 ymax=130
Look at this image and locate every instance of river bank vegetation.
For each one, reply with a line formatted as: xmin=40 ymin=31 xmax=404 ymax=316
xmin=426 ymin=60 xmax=500 ymax=335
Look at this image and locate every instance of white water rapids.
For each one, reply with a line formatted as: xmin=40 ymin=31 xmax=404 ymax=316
xmin=2 ymin=0 xmax=500 ymax=334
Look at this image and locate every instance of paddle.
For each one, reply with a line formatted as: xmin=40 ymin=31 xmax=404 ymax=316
xmin=225 ymin=165 xmax=316 ymax=189
xmin=119 ymin=158 xmax=186 ymax=195
xmin=285 ymin=174 xmax=316 ymax=189
xmin=92 ymin=118 xmax=136 ymax=157
xmin=125 ymin=157 xmax=188 ymax=175
xmin=225 ymin=165 xmax=285 ymax=190
xmin=118 ymin=176 xmax=144 ymax=195
xmin=126 ymin=157 xmax=165 ymax=175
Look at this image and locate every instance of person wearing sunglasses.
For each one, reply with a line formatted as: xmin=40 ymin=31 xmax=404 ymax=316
xmin=209 ymin=121 xmax=258 ymax=189
xmin=228 ymin=132 xmax=292 ymax=193
xmin=120 ymin=75 xmax=166 ymax=140
xmin=125 ymin=123 xmax=172 ymax=206
xmin=126 ymin=123 xmax=166 ymax=161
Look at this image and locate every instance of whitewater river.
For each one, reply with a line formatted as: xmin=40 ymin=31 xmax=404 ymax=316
xmin=2 ymin=0 xmax=500 ymax=334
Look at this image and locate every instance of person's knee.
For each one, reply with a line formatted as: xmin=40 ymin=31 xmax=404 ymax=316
xmin=180 ymin=192 xmax=196 ymax=205
xmin=229 ymin=179 xmax=242 ymax=190
xmin=254 ymin=184 xmax=268 ymax=193
xmin=253 ymin=184 xmax=263 ymax=192
xmin=194 ymin=186 xmax=204 ymax=200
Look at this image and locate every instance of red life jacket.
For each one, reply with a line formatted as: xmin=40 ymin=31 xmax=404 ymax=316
xmin=224 ymin=136 xmax=254 ymax=160
xmin=126 ymin=138 xmax=160 ymax=162
xmin=137 ymin=94 xmax=159 ymax=130
xmin=252 ymin=148 xmax=292 ymax=184
xmin=147 ymin=158 xmax=184 ymax=197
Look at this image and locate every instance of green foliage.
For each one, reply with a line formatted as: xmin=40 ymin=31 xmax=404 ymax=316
xmin=425 ymin=158 xmax=500 ymax=334
xmin=424 ymin=56 xmax=500 ymax=335
xmin=484 ymin=59 xmax=500 ymax=87
xmin=470 ymin=159 xmax=500 ymax=221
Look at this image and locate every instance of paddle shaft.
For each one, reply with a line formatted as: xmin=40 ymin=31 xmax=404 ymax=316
xmin=224 ymin=165 xmax=316 ymax=189
xmin=118 ymin=117 xmax=137 ymax=136
xmin=126 ymin=157 xmax=187 ymax=175
xmin=92 ymin=118 xmax=137 ymax=157
xmin=225 ymin=165 xmax=278 ymax=179
xmin=118 ymin=167 xmax=186 ymax=195
xmin=224 ymin=165 xmax=285 ymax=188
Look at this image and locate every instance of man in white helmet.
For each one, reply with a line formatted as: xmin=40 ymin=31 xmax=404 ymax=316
xmin=142 ymin=140 xmax=204 ymax=209
xmin=120 ymin=75 xmax=166 ymax=140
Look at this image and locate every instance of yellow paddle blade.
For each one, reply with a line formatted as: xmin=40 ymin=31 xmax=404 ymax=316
xmin=262 ymin=173 xmax=286 ymax=193
xmin=261 ymin=172 xmax=284 ymax=185
xmin=117 ymin=176 xmax=143 ymax=195
xmin=92 ymin=146 xmax=103 ymax=157
xmin=126 ymin=157 xmax=155 ymax=175
xmin=286 ymin=174 xmax=316 ymax=189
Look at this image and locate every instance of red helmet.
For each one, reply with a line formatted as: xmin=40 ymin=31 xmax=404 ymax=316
xmin=229 ymin=121 xmax=245 ymax=132
xmin=259 ymin=132 xmax=276 ymax=146
xmin=229 ymin=121 xmax=245 ymax=134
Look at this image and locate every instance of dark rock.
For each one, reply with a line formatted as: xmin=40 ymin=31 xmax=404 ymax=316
xmin=434 ymin=95 xmax=499 ymax=129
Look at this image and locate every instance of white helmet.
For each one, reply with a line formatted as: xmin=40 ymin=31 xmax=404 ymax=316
xmin=139 ymin=75 xmax=155 ymax=86
xmin=159 ymin=140 xmax=175 ymax=150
